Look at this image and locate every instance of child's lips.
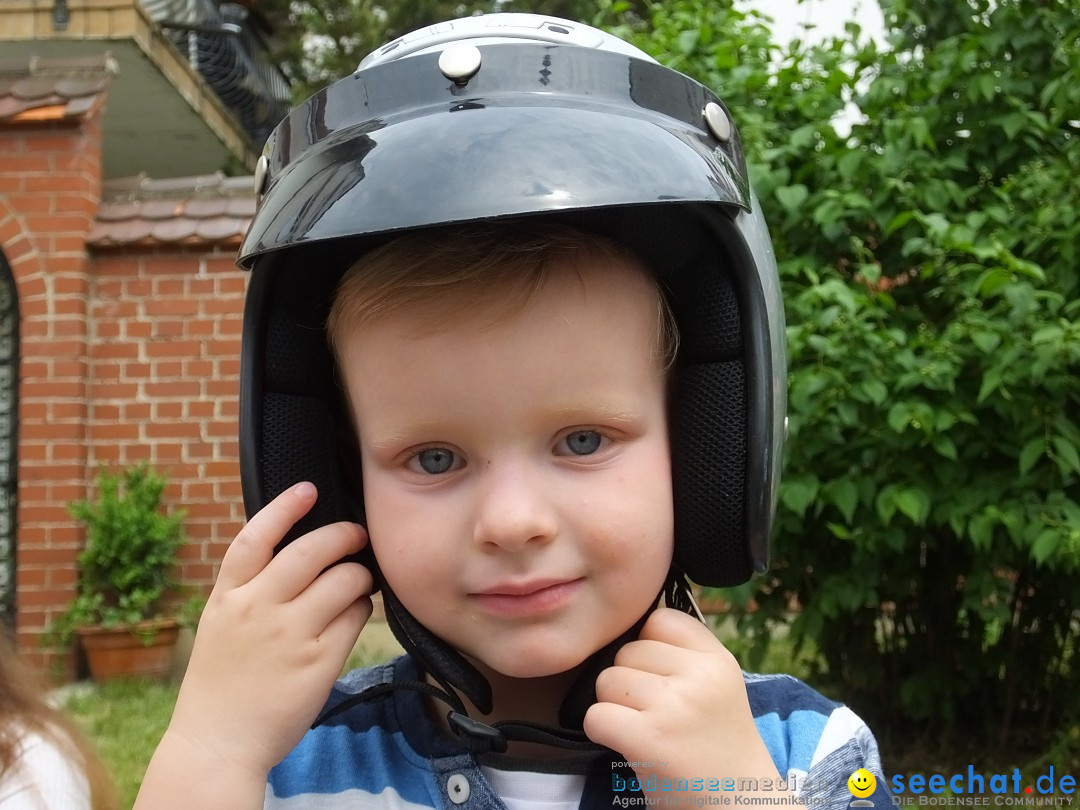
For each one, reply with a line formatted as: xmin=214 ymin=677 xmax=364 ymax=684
xmin=470 ymin=578 xmax=584 ymax=616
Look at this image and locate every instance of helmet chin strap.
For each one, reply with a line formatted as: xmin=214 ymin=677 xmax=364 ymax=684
xmin=313 ymin=567 xmax=701 ymax=755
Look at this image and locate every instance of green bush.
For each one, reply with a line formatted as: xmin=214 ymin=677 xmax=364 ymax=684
xmin=602 ymin=0 xmax=1080 ymax=761
xmin=49 ymin=465 xmax=188 ymax=645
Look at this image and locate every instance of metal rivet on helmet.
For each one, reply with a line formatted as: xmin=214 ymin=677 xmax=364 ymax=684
xmin=704 ymin=102 xmax=732 ymax=142
xmin=253 ymin=154 xmax=269 ymax=198
xmin=438 ymin=43 xmax=482 ymax=85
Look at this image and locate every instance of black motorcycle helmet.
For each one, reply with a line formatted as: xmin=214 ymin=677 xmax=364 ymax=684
xmin=236 ymin=12 xmax=786 ymax=744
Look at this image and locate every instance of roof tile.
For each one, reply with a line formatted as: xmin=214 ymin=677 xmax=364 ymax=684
xmin=224 ymin=196 xmax=257 ymax=218
xmin=89 ymin=172 xmax=257 ymax=250
xmin=96 ymin=201 xmax=142 ymax=223
xmin=12 ymin=77 xmax=63 ymax=100
xmin=54 ymin=77 xmax=111 ymax=97
xmin=151 ymin=218 xmax=200 ymax=243
xmin=138 ymin=198 xmax=185 ymax=220
xmin=0 ymin=54 xmax=115 ymax=126
xmin=181 ymin=197 xmax=228 ymax=218
xmin=194 ymin=217 xmax=248 ymax=242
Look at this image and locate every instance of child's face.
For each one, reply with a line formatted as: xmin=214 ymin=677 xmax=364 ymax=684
xmin=340 ymin=255 xmax=674 ymax=680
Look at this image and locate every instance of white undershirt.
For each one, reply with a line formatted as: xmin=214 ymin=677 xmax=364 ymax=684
xmin=480 ymin=766 xmax=586 ymax=810
xmin=0 ymin=728 xmax=91 ymax=809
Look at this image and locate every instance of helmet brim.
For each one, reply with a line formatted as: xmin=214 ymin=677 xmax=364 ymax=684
xmin=239 ymin=44 xmax=749 ymax=267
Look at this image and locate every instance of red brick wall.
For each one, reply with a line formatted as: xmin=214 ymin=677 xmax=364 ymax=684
xmin=86 ymin=250 xmax=246 ymax=592
xmin=1 ymin=114 xmax=100 ymax=670
xmin=1 ymin=110 xmax=248 ymax=672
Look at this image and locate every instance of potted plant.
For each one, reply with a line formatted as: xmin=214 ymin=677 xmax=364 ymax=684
xmin=49 ymin=463 xmax=192 ymax=681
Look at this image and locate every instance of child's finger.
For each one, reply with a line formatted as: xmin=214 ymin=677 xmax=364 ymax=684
xmin=582 ymin=700 xmax=641 ymax=754
xmin=319 ymin=596 xmax=374 ymax=656
xmin=638 ymin=607 xmax=723 ymax=652
xmin=257 ymin=521 xmax=368 ymax=603
xmin=594 ymin=665 xmax=666 ymax=711
xmin=612 ymin=638 xmax=683 ymax=676
xmin=215 ymin=482 xmax=318 ymax=591
xmin=291 ymin=561 xmax=374 ymax=637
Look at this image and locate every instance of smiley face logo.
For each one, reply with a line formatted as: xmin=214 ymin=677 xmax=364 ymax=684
xmin=848 ymin=769 xmax=876 ymax=798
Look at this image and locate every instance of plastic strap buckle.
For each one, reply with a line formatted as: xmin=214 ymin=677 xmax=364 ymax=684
xmin=447 ymin=711 xmax=508 ymax=754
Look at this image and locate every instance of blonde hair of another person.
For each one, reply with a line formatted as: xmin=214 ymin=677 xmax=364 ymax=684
xmin=0 ymin=631 xmax=118 ymax=809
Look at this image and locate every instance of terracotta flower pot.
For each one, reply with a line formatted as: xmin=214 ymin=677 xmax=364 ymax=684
xmin=76 ymin=619 xmax=181 ymax=682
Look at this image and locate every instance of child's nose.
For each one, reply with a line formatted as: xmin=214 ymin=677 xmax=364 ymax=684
xmin=472 ymin=460 xmax=557 ymax=551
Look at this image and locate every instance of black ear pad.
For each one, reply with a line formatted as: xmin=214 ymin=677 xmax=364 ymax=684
xmin=669 ymin=363 xmax=749 ymax=585
xmin=243 ymin=256 xmax=370 ymax=564
xmin=663 ymin=243 xmax=752 ymax=587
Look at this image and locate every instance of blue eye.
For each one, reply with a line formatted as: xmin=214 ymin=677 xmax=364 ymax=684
xmin=563 ymin=430 xmax=602 ymax=456
xmin=414 ymin=448 xmax=456 ymax=474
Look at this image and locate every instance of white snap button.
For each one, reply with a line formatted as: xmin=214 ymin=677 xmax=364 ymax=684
xmin=447 ymin=773 xmax=471 ymax=804
xmin=438 ymin=44 xmax=482 ymax=84
xmin=703 ymin=101 xmax=732 ymax=142
xmin=253 ymin=154 xmax=269 ymax=197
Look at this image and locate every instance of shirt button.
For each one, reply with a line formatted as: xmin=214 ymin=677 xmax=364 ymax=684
xmin=447 ymin=773 xmax=471 ymax=805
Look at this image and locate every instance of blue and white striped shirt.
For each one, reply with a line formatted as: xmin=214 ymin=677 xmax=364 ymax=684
xmin=266 ymin=656 xmax=892 ymax=810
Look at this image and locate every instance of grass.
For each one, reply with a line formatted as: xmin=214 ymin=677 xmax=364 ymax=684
xmin=63 ymin=678 xmax=180 ymax=809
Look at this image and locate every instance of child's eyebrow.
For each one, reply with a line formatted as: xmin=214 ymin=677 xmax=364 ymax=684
xmin=541 ymin=402 xmax=646 ymax=426
xmin=361 ymin=402 xmax=649 ymax=451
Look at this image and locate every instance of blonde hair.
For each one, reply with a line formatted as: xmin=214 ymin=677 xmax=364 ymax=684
xmin=326 ymin=222 xmax=679 ymax=369
xmin=0 ymin=632 xmax=119 ymax=810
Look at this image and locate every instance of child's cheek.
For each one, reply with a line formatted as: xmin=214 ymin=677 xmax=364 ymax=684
xmin=592 ymin=522 xmax=674 ymax=590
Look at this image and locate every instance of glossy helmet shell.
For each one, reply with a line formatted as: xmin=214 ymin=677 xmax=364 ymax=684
xmin=237 ymin=14 xmax=786 ymax=587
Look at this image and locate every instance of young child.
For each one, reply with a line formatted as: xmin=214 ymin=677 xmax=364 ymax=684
xmin=135 ymin=14 xmax=890 ymax=810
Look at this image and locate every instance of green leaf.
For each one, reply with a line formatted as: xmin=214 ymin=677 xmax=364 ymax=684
xmin=858 ymin=262 xmax=882 ymax=285
xmin=1032 ymin=529 xmax=1060 ymax=566
xmin=838 ymin=151 xmax=862 ymax=181
xmin=781 ymin=476 xmax=819 ymax=518
xmin=860 ymin=378 xmax=888 ymax=405
xmin=790 ymin=373 xmax=830 ymax=411
xmin=922 ymin=212 xmax=950 ymax=239
xmin=826 ymin=522 xmax=852 ymax=540
xmin=977 ymin=368 xmax=1002 ymax=403
xmin=909 ymin=116 xmax=934 ymax=151
xmin=826 ymin=479 xmax=859 ymax=523
xmin=1031 ymin=325 xmax=1063 ymax=345
xmin=1051 ymin=436 xmax=1080 ymax=475
xmin=776 ymin=184 xmax=809 ymax=213
xmin=971 ymin=330 xmax=1001 ymax=354
xmin=677 ymin=29 xmax=699 ymax=55
xmin=1000 ymin=112 xmax=1027 ymax=141
xmin=968 ymin=513 xmax=995 ymax=550
xmin=1019 ymin=438 xmax=1045 ymax=476
xmin=887 ymin=403 xmax=910 ymax=433
xmin=812 ymin=198 xmax=845 ymax=227
xmin=931 ymin=435 xmax=958 ymax=461
xmin=1040 ymin=76 xmax=1063 ymax=108
xmin=935 ymin=411 xmax=957 ymax=431
xmin=895 ymin=487 xmax=931 ymax=525
xmin=976 ymin=268 xmax=1011 ymax=298
xmin=875 ymin=485 xmax=898 ymax=526
xmin=885 ymin=210 xmax=915 ymax=236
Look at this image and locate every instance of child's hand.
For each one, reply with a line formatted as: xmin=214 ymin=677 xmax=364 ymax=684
xmin=157 ymin=482 xmax=372 ymax=783
xmin=584 ymin=608 xmax=780 ymax=791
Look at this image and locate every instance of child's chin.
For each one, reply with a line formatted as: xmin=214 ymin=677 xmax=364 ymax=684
xmin=474 ymin=650 xmax=593 ymax=682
